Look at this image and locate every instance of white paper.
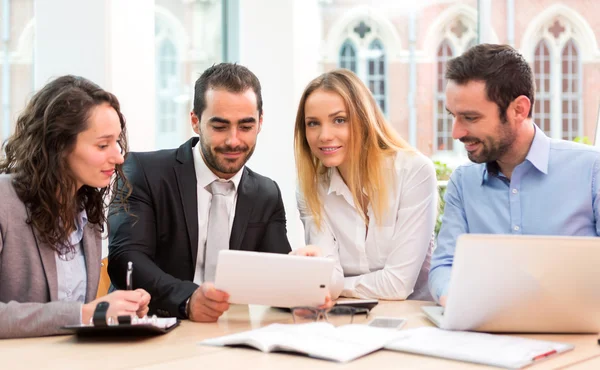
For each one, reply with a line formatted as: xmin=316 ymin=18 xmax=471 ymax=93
xmin=200 ymin=323 xmax=405 ymax=363
xmin=385 ymin=327 xmax=574 ymax=369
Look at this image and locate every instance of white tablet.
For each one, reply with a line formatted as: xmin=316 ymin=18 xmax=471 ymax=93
xmin=214 ymin=250 xmax=334 ymax=308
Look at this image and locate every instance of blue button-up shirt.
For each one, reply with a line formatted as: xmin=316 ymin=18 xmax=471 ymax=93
xmin=429 ymin=125 xmax=600 ymax=302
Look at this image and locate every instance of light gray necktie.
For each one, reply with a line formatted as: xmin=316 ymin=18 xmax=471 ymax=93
xmin=204 ymin=180 xmax=235 ymax=282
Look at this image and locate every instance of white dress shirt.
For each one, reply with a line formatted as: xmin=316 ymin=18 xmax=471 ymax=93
xmin=298 ymin=150 xmax=437 ymax=300
xmin=192 ymin=142 xmax=244 ymax=285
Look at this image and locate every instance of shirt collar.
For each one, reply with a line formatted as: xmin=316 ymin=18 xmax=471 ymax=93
xmin=65 ymin=209 xmax=88 ymax=249
xmin=524 ymin=123 xmax=550 ymax=175
xmin=327 ymin=167 xmax=347 ymax=196
xmin=78 ymin=209 xmax=88 ymax=229
xmin=192 ymin=140 xmax=243 ymax=192
xmin=480 ymin=123 xmax=549 ymax=185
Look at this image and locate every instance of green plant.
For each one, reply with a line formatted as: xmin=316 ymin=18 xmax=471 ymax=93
xmin=434 ymin=160 xmax=452 ymax=181
xmin=573 ymin=136 xmax=592 ymax=145
xmin=433 ymin=160 xmax=451 ymax=237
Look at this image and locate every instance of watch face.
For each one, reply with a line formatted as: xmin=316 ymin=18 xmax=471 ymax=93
xmin=93 ymin=301 xmax=111 ymax=327
xmin=97 ymin=301 xmax=110 ymax=309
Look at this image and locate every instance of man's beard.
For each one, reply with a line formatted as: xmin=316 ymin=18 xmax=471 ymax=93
xmin=200 ymin=140 xmax=255 ymax=175
xmin=462 ymin=123 xmax=516 ymax=164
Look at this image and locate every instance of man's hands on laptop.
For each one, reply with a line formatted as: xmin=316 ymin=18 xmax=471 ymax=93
xmin=188 ymin=282 xmax=230 ymax=322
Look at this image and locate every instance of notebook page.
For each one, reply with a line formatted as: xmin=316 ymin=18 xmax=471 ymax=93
xmin=201 ymin=324 xmax=292 ymax=352
xmin=277 ymin=323 xmax=405 ymax=362
xmin=131 ymin=317 xmax=178 ymax=329
xmin=200 ymin=323 xmax=405 ymax=363
xmin=385 ymin=327 xmax=574 ymax=369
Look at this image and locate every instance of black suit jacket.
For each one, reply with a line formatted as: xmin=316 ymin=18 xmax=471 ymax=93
xmin=108 ymin=137 xmax=292 ymax=318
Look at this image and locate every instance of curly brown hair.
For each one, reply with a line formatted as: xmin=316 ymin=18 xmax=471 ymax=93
xmin=0 ymin=75 xmax=131 ymax=253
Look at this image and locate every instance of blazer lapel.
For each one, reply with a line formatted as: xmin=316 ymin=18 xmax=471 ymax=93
xmin=82 ymin=225 xmax=101 ymax=302
xmin=230 ymin=168 xmax=256 ymax=251
xmin=31 ymin=228 xmax=59 ymax=301
xmin=174 ymin=138 xmax=200 ymax=268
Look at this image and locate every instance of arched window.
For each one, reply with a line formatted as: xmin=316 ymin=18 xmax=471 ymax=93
xmin=561 ymin=39 xmax=580 ymax=141
xmin=530 ymin=19 xmax=584 ymax=141
xmin=366 ymin=39 xmax=386 ymax=114
xmin=339 ymin=39 xmax=357 ymax=73
xmin=435 ymin=40 xmax=454 ymax=152
xmin=431 ymin=15 xmax=477 ymax=155
xmin=533 ymin=40 xmax=552 ymax=137
xmin=156 ymin=38 xmax=179 ymax=139
xmin=335 ymin=20 xmax=389 ymax=115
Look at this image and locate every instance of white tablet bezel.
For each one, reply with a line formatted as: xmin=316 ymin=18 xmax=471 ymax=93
xmin=214 ymin=250 xmax=334 ymax=308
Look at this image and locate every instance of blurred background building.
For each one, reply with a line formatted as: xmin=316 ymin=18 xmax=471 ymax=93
xmin=1 ymin=0 xmax=599 ymax=248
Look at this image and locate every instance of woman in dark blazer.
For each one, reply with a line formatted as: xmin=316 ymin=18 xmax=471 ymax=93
xmin=0 ymin=75 xmax=150 ymax=339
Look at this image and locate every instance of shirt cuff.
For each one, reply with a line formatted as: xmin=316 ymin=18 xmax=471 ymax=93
xmin=79 ymin=303 xmax=84 ymax=325
xmin=429 ymin=270 xmax=451 ymax=303
xmin=341 ymin=276 xmax=360 ymax=298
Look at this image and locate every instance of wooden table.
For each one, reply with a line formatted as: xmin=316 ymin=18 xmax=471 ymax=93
xmin=4 ymin=300 xmax=600 ymax=369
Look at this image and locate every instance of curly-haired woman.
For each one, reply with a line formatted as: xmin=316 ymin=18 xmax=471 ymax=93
xmin=0 ymin=75 xmax=150 ymax=339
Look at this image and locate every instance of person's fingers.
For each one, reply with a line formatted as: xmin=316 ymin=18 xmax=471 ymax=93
xmin=193 ymin=303 xmax=223 ymax=321
xmin=109 ymin=299 xmax=140 ymax=313
xmin=136 ymin=306 xmax=149 ymax=318
xmin=292 ymin=245 xmax=322 ymax=257
xmin=202 ymin=283 xmax=229 ymax=302
xmin=440 ymin=296 xmax=448 ymax=307
xmin=317 ymin=294 xmax=333 ymax=310
xmin=135 ymin=288 xmax=151 ymax=304
xmin=203 ymin=299 xmax=230 ymax=313
xmin=193 ymin=290 xmax=229 ymax=315
xmin=111 ymin=290 xmax=143 ymax=304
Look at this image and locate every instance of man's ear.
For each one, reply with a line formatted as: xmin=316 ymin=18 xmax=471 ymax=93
xmin=510 ymin=95 xmax=531 ymax=123
xmin=257 ymin=114 xmax=263 ymax=134
xmin=191 ymin=111 xmax=200 ymax=135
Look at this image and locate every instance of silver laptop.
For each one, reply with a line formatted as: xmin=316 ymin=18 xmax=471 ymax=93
xmin=215 ymin=250 xmax=334 ymax=308
xmin=423 ymin=234 xmax=600 ymax=333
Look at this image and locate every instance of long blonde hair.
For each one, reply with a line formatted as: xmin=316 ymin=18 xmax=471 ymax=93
xmin=294 ymin=69 xmax=413 ymax=228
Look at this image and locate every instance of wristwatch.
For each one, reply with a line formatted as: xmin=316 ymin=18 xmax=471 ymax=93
xmin=93 ymin=301 xmax=110 ymax=327
xmin=179 ymin=297 xmax=191 ymax=319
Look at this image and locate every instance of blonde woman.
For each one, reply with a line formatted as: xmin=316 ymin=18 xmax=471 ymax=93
xmin=293 ymin=69 xmax=437 ymax=301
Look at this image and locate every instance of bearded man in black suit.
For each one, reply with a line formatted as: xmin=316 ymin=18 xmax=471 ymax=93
xmin=108 ymin=63 xmax=292 ymax=322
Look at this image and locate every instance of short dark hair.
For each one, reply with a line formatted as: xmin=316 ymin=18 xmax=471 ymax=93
xmin=445 ymin=43 xmax=535 ymax=122
xmin=193 ymin=63 xmax=263 ymax=119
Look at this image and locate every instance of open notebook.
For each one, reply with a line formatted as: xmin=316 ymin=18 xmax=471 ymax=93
xmin=385 ymin=327 xmax=574 ymax=369
xmin=200 ymin=322 xmax=404 ymax=363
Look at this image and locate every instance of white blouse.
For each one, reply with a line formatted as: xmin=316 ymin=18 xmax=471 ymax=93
xmin=298 ymin=150 xmax=437 ymax=300
xmin=55 ymin=210 xmax=88 ymax=304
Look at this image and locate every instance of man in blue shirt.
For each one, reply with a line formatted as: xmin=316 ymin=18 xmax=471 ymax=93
xmin=429 ymin=44 xmax=600 ymax=306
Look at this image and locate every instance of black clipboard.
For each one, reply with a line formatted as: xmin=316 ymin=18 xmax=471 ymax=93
xmin=61 ymin=320 xmax=180 ymax=337
xmin=61 ymin=301 xmax=179 ymax=337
